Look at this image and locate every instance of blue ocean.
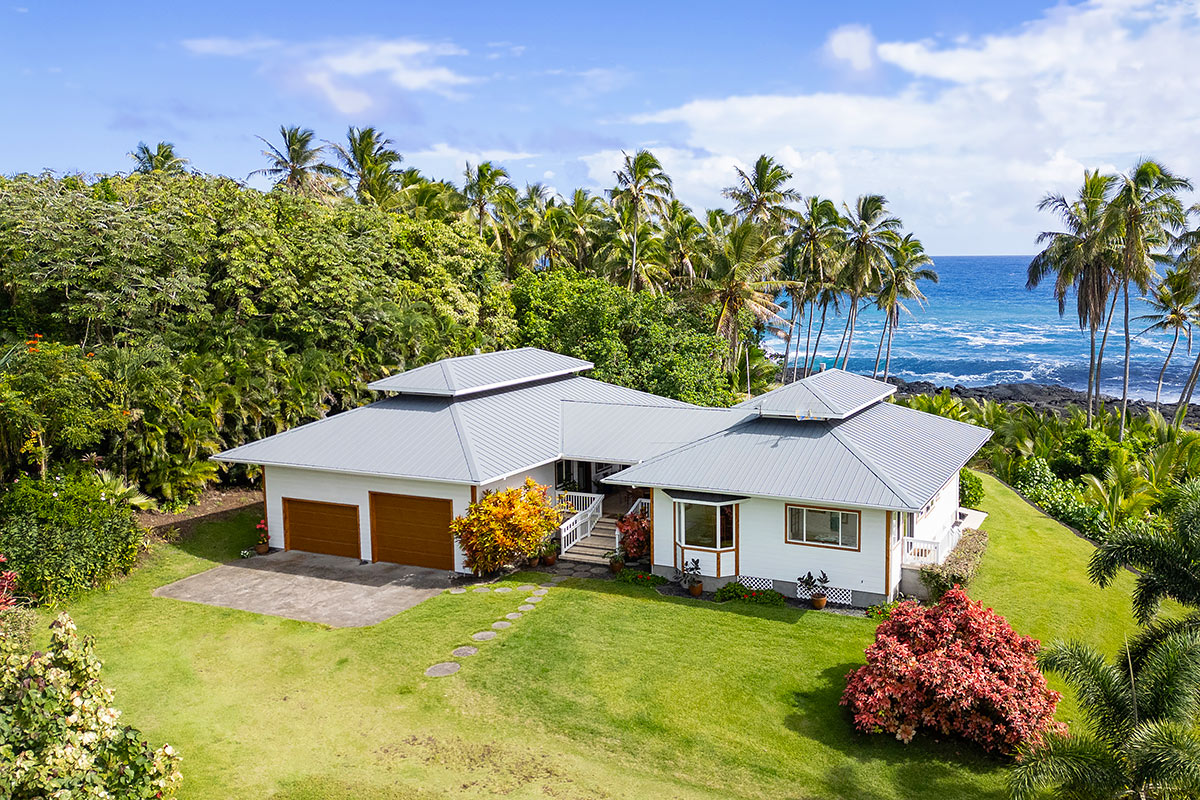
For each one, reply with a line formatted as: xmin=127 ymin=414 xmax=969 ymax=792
xmin=771 ymin=255 xmax=1193 ymax=401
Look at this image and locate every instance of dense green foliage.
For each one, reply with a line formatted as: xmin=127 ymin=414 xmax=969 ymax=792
xmin=1010 ymin=457 xmax=1105 ymax=539
xmin=918 ymin=528 xmax=989 ymax=600
xmin=612 ymin=569 xmax=667 ymax=587
xmin=958 ymin=467 xmax=984 ymax=508
xmin=0 ymin=473 xmax=142 ymax=603
xmin=0 ymin=613 xmax=182 ymax=798
xmin=713 ymin=581 xmax=787 ymax=606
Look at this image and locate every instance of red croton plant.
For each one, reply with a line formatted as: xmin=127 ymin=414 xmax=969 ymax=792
xmin=615 ymin=512 xmax=651 ymax=560
xmin=841 ymin=586 xmax=1065 ymax=754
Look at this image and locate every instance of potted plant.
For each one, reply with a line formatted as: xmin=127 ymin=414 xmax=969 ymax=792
xmin=541 ymin=539 xmax=560 ymax=567
xmin=675 ymin=558 xmax=703 ymax=596
xmin=798 ymin=570 xmax=831 ymax=609
xmin=528 ymin=551 xmax=542 ymax=568
xmin=254 ymin=519 xmax=270 ymax=555
xmin=605 ymin=547 xmax=625 ymax=573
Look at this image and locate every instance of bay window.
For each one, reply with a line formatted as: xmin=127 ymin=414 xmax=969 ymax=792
xmin=675 ymin=502 xmax=735 ymax=549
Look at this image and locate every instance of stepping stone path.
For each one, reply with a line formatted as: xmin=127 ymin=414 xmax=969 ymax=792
xmin=433 ymin=580 xmax=560 ymax=677
xmin=425 ymin=662 xmax=460 ymax=677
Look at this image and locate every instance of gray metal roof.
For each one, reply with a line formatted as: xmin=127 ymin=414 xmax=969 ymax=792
xmin=560 ymin=401 xmax=753 ymax=464
xmin=736 ymin=368 xmax=895 ymax=420
xmin=604 ymin=402 xmax=991 ymax=511
xmin=215 ymin=374 xmax=688 ymax=484
xmin=367 ymin=348 xmax=593 ymax=396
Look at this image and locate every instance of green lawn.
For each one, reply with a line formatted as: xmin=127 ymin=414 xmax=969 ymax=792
xmin=37 ymin=473 xmax=1147 ymax=799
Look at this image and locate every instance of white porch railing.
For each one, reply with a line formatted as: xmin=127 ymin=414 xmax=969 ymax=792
xmin=558 ymin=491 xmax=603 ymax=553
xmin=902 ymin=523 xmax=964 ymax=566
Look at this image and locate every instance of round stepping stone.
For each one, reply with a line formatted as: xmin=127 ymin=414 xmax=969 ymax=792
xmin=524 ymin=596 xmax=544 ymax=604
xmin=451 ymin=646 xmax=478 ymax=657
xmin=505 ymin=612 xmax=523 ymax=620
xmin=448 ymin=587 xmax=466 ymax=594
xmin=532 ymin=588 xmax=549 ymax=596
xmin=518 ymin=604 xmax=536 ymax=611
xmin=473 ymin=587 xmax=491 ymax=593
xmin=492 ymin=620 xmax=512 ymax=630
xmin=471 ymin=631 xmax=497 ymax=641
xmin=539 ymin=583 xmax=556 ymax=588
xmin=425 ymin=662 xmax=460 ymax=677
xmin=550 ymin=575 xmax=568 ymax=583
xmin=494 ymin=587 xmax=512 ymax=593
xmin=517 ymin=584 xmax=537 ymax=591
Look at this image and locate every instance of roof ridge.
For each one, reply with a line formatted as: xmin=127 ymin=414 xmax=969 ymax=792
xmin=800 ymin=379 xmax=836 ymax=413
xmin=448 ymin=402 xmax=481 ymax=482
xmin=559 ymin=398 xmax=731 ymax=412
xmin=826 ymin=420 xmax=919 ymax=509
xmin=440 ymin=360 xmax=456 ymax=392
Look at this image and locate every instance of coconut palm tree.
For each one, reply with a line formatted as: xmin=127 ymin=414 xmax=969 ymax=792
xmin=561 ymin=189 xmax=606 ymax=274
xmin=251 ymin=125 xmax=341 ymax=198
xmin=611 ymin=149 xmax=673 ymax=291
xmin=722 ymin=154 xmax=801 ymax=230
xmin=1028 ymin=171 xmax=1119 ymax=423
xmin=600 ymin=203 xmax=669 ymax=293
xmin=129 ymin=141 xmax=189 ymax=175
xmin=836 ymin=195 xmax=901 ymax=370
xmin=1166 ymin=206 xmax=1200 ymax=422
xmin=661 ymin=199 xmax=705 ymax=286
xmin=874 ymin=234 xmax=937 ymax=381
xmin=694 ymin=219 xmax=792 ymax=368
xmin=1008 ymin=631 xmax=1200 ymax=800
xmin=463 ymin=161 xmax=511 ymax=242
xmin=330 ymin=126 xmax=402 ymax=206
xmin=1107 ymin=159 xmax=1192 ymax=439
xmin=1136 ymin=268 xmax=1199 ymax=412
xmin=791 ymin=196 xmax=846 ymax=377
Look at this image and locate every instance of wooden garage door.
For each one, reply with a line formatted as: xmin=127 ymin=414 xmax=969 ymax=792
xmin=282 ymin=498 xmax=361 ymax=559
xmin=369 ymin=492 xmax=454 ymax=570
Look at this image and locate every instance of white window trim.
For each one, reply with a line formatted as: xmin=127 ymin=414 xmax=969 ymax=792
xmin=784 ymin=504 xmax=862 ymax=551
xmin=674 ymin=501 xmax=736 ymax=551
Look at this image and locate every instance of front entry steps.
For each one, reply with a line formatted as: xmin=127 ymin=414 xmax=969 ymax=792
xmin=560 ymin=515 xmax=619 ymax=565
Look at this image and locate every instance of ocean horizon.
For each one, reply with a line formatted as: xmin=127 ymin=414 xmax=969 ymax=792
xmin=771 ymin=255 xmax=1192 ymax=402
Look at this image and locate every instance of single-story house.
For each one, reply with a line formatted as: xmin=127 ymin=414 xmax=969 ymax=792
xmin=214 ymin=347 xmax=991 ymax=606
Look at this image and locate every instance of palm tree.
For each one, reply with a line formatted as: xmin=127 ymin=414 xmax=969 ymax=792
xmin=694 ymin=220 xmax=792 ymax=368
xmin=722 ymin=154 xmax=801 ymax=230
xmin=836 ymin=195 xmax=901 ymax=370
xmin=660 ymin=199 xmax=705 ymax=286
xmin=874 ymin=234 xmax=937 ymax=381
xmin=1028 ymin=171 xmax=1118 ymax=423
xmin=561 ymin=189 xmax=606 ymax=273
xmin=790 ymin=196 xmax=845 ymax=377
xmin=1166 ymin=205 xmax=1200 ymax=421
xmin=1107 ymin=159 xmax=1192 ymax=439
xmin=1009 ymin=632 xmax=1200 ymax=800
xmin=600 ymin=203 xmax=669 ymax=293
xmin=463 ymin=161 xmax=511 ymax=242
xmin=1136 ymin=268 xmax=1198 ymax=411
xmin=250 ymin=125 xmax=341 ymax=198
xmin=331 ymin=126 xmax=402 ymax=205
xmin=129 ymin=141 xmax=189 ymax=175
xmin=611 ymin=149 xmax=673 ymax=291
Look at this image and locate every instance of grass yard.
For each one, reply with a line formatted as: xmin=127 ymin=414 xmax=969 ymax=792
xmin=36 ymin=472 xmax=1146 ymax=799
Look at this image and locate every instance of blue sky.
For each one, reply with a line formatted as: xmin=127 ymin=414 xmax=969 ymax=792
xmin=3 ymin=0 xmax=1199 ymax=254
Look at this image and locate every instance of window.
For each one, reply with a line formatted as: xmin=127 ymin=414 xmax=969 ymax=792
xmin=675 ymin=502 xmax=736 ymax=549
xmin=786 ymin=505 xmax=860 ymax=550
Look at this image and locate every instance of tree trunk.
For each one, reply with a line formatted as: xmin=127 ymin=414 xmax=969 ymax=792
xmin=1120 ymin=278 xmax=1131 ymax=441
xmin=1095 ymin=290 xmax=1119 ymax=418
xmin=842 ymin=301 xmax=859 ymax=370
xmin=884 ymin=312 xmax=896 ymax=381
xmin=628 ymin=205 xmax=638 ymax=292
xmin=872 ymin=314 xmax=887 ymax=378
xmin=809 ymin=304 xmax=829 ymax=374
xmin=1155 ymin=328 xmax=1180 ymax=413
xmin=833 ymin=310 xmax=851 ymax=367
xmin=1176 ymin=349 xmax=1200 ymax=426
xmin=803 ymin=298 xmax=816 ymax=378
xmin=1087 ymin=325 xmax=1097 ymax=425
xmin=781 ymin=301 xmax=799 ymax=385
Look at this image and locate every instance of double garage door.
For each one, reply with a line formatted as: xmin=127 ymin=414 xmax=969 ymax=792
xmin=282 ymin=493 xmax=454 ymax=570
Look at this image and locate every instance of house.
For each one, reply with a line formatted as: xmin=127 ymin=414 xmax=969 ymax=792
xmin=214 ymin=347 xmax=991 ymax=606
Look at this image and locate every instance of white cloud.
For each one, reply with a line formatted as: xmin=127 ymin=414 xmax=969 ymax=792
xmin=612 ymin=0 xmax=1200 ymax=254
xmin=825 ymin=24 xmax=875 ymax=71
xmin=318 ymin=40 xmax=472 ymax=93
xmin=182 ymin=36 xmax=281 ymax=56
xmin=407 ymin=143 xmax=538 ymax=182
xmin=304 ymin=71 xmax=372 ymax=114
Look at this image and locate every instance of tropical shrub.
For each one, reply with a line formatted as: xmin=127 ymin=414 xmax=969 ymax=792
xmin=0 ymin=473 xmax=142 ymax=603
xmin=1011 ymin=457 xmax=1105 ymax=539
xmin=0 ymin=556 xmax=33 ymax=652
xmin=918 ymin=528 xmax=989 ymax=600
xmin=450 ymin=479 xmax=561 ymax=575
xmin=713 ymin=581 xmax=786 ymax=606
xmin=1049 ymin=428 xmax=1123 ymax=480
xmin=615 ymin=512 xmax=651 ymax=560
xmin=614 ymin=569 xmax=667 ymax=587
xmin=841 ymin=587 xmax=1064 ymax=754
xmin=958 ymin=468 xmax=984 ymax=508
xmin=0 ymin=613 xmax=183 ymax=798
xmin=864 ymin=598 xmax=906 ymax=620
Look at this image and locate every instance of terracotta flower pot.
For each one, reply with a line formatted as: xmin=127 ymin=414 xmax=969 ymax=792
xmin=688 ymin=582 xmax=703 ymax=597
xmin=811 ymin=595 xmax=827 ymax=610
xmin=530 ymin=556 xmax=541 ymax=567
xmin=254 ymin=543 xmax=270 ymax=555
xmin=543 ymin=553 xmax=557 ymax=566
xmin=610 ymin=560 xmax=624 ymax=574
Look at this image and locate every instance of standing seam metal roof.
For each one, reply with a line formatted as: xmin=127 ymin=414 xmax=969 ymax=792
xmin=736 ymin=368 xmax=896 ymax=419
xmin=366 ymin=348 xmax=593 ymax=396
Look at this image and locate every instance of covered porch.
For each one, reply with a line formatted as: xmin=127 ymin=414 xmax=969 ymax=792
xmin=552 ymin=459 xmax=649 ymax=563
xmin=900 ymin=507 xmax=988 ymax=567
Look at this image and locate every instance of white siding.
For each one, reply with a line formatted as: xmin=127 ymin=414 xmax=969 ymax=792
xmin=263 ymin=465 xmax=473 ymax=572
xmin=479 ymin=461 xmax=556 ymax=495
xmin=650 ymin=488 xmax=891 ymax=597
xmin=915 ymin=472 xmax=959 ymax=542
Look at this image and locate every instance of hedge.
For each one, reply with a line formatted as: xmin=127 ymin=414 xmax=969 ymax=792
xmin=919 ymin=528 xmax=989 ymax=600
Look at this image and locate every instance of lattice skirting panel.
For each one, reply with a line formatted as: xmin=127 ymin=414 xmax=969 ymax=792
xmin=795 ymin=585 xmax=853 ymax=605
xmin=738 ymin=575 xmax=773 ymax=591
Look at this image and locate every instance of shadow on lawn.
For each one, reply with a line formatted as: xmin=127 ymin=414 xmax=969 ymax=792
xmin=169 ymin=506 xmax=261 ymax=566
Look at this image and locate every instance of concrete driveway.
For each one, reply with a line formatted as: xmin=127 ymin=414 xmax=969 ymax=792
xmin=153 ymin=551 xmax=457 ymax=627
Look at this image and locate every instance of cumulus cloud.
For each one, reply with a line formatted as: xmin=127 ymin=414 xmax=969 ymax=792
xmin=182 ymin=35 xmax=475 ymax=112
xmin=406 ymin=143 xmax=538 ymax=181
xmin=608 ymin=0 xmax=1200 ymax=253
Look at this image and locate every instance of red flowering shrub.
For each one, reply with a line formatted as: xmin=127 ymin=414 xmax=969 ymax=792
xmin=615 ymin=512 xmax=651 ymax=559
xmin=0 ymin=555 xmax=16 ymax=609
xmin=840 ymin=586 xmax=1064 ymax=754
